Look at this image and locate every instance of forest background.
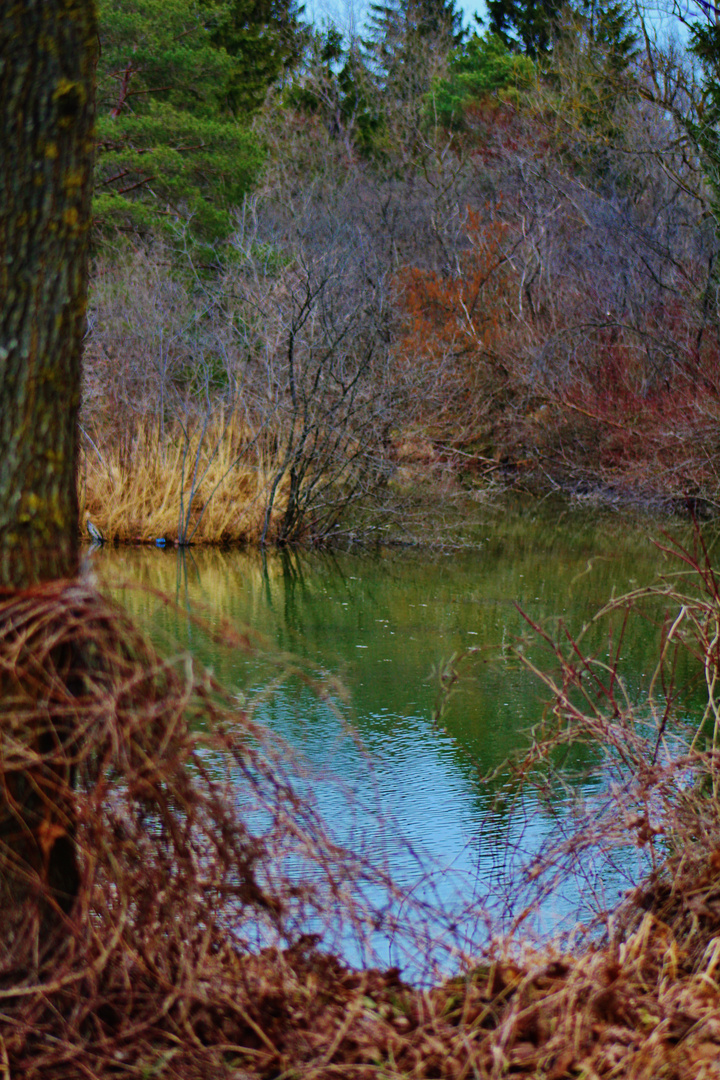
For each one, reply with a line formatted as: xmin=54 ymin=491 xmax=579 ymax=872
xmin=83 ymin=0 xmax=720 ymax=547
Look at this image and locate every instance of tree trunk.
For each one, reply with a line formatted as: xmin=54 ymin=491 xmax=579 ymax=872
xmin=0 ymin=1 xmax=97 ymax=589
xmin=0 ymin=2 xmax=97 ymax=946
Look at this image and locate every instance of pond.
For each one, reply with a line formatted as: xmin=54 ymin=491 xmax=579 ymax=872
xmin=93 ymin=503 xmax=707 ymax=970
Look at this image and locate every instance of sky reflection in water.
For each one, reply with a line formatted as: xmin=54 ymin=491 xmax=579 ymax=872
xmin=98 ymin=506 xmax=706 ymax=972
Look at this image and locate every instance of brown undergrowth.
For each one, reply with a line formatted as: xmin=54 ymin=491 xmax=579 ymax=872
xmin=0 ymin=577 xmax=455 ymax=1077
xmin=4 ymin=533 xmax=720 ymax=1076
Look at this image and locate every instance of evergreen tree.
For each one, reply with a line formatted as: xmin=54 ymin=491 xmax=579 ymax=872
xmin=200 ymin=0 xmax=307 ymax=116
xmin=429 ymin=31 xmax=534 ymax=129
xmin=286 ymin=25 xmax=382 ymax=154
xmin=365 ymin=0 xmax=464 ymax=95
xmin=688 ymin=19 xmax=720 ymax=225
xmin=362 ymin=0 xmax=464 ymax=158
xmin=94 ymin=0 xmax=306 ymax=244
xmin=485 ymin=0 xmax=636 ymax=64
xmin=547 ymin=0 xmax=638 ymax=137
xmin=571 ymin=1 xmax=637 ymax=76
xmin=485 ymin=0 xmax=563 ymax=57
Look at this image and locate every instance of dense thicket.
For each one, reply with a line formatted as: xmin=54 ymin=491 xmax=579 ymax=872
xmin=82 ymin=0 xmax=720 ymax=544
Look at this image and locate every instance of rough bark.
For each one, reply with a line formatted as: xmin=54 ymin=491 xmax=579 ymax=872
xmin=0 ymin=2 xmax=97 ymax=945
xmin=0 ymin=0 xmax=97 ymax=589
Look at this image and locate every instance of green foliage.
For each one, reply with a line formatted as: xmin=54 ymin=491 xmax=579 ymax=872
xmin=572 ymin=1 xmax=638 ymax=78
xmin=485 ymin=0 xmax=636 ymax=65
xmin=365 ymin=0 xmax=464 ymax=94
xmin=545 ymin=1 xmax=638 ymax=142
xmin=94 ymin=0 xmax=296 ymax=244
xmin=428 ymin=32 xmax=534 ymax=128
xmin=354 ymin=0 xmax=466 ymax=164
xmin=98 ymin=0 xmax=237 ymax=119
xmin=95 ymin=107 xmax=262 ymax=243
xmin=199 ymin=0 xmax=308 ymax=116
xmin=485 ymin=0 xmax=563 ymax=57
xmin=285 ymin=25 xmax=383 ymax=156
xmin=689 ymin=20 xmax=720 ymax=227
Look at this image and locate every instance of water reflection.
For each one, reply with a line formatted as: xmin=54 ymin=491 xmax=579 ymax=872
xmin=96 ymin=506 xmax=706 ymax=961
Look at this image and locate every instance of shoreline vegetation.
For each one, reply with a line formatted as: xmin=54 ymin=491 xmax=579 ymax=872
xmin=7 ymin=530 xmax=720 ymax=1078
xmin=82 ymin=0 xmax=720 ymax=548
xmin=19 ymin=2 xmax=720 ymax=1075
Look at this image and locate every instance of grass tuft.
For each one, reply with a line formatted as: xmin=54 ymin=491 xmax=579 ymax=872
xmin=80 ymin=419 xmax=285 ymax=544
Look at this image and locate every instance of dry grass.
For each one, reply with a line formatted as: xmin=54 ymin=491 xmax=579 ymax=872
xmin=80 ymin=419 xmax=286 ymax=544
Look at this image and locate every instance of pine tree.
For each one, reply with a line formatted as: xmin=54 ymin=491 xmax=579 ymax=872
xmin=94 ymin=0 xmax=307 ymax=244
xmin=485 ymin=0 xmax=563 ymax=57
xmin=485 ymin=0 xmax=636 ymax=64
xmin=688 ymin=19 xmax=720 ymax=226
xmin=572 ymin=1 xmax=637 ymax=76
xmin=429 ymin=31 xmax=534 ymax=129
xmin=547 ymin=0 xmax=638 ymax=141
xmin=365 ymin=0 xmax=464 ymax=96
xmin=286 ymin=25 xmax=382 ymax=154
xmin=363 ymin=0 xmax=464 ymax=158
xmin=200 ymin=0 xmax=307 ymax=116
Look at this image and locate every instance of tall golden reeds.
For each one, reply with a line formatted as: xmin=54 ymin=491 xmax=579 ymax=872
xmin=80 ymin=419 xmax=287 ymax=544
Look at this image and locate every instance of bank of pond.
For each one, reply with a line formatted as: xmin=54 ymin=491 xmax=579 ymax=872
xmin=90 ymin=504 xmax=709 ymax=955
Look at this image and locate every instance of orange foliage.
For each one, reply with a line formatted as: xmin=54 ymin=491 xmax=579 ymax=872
xmin=399 ymin=209 xmax=512 ymax=353
xmin=395 ymin=208 xmax=523 ymax=444
xmin=395 ymin=203 xmax=720 ymax=501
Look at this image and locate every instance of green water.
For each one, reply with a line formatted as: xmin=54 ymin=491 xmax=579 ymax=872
xmin=95 ymin=504 xmax=709 ymax=951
